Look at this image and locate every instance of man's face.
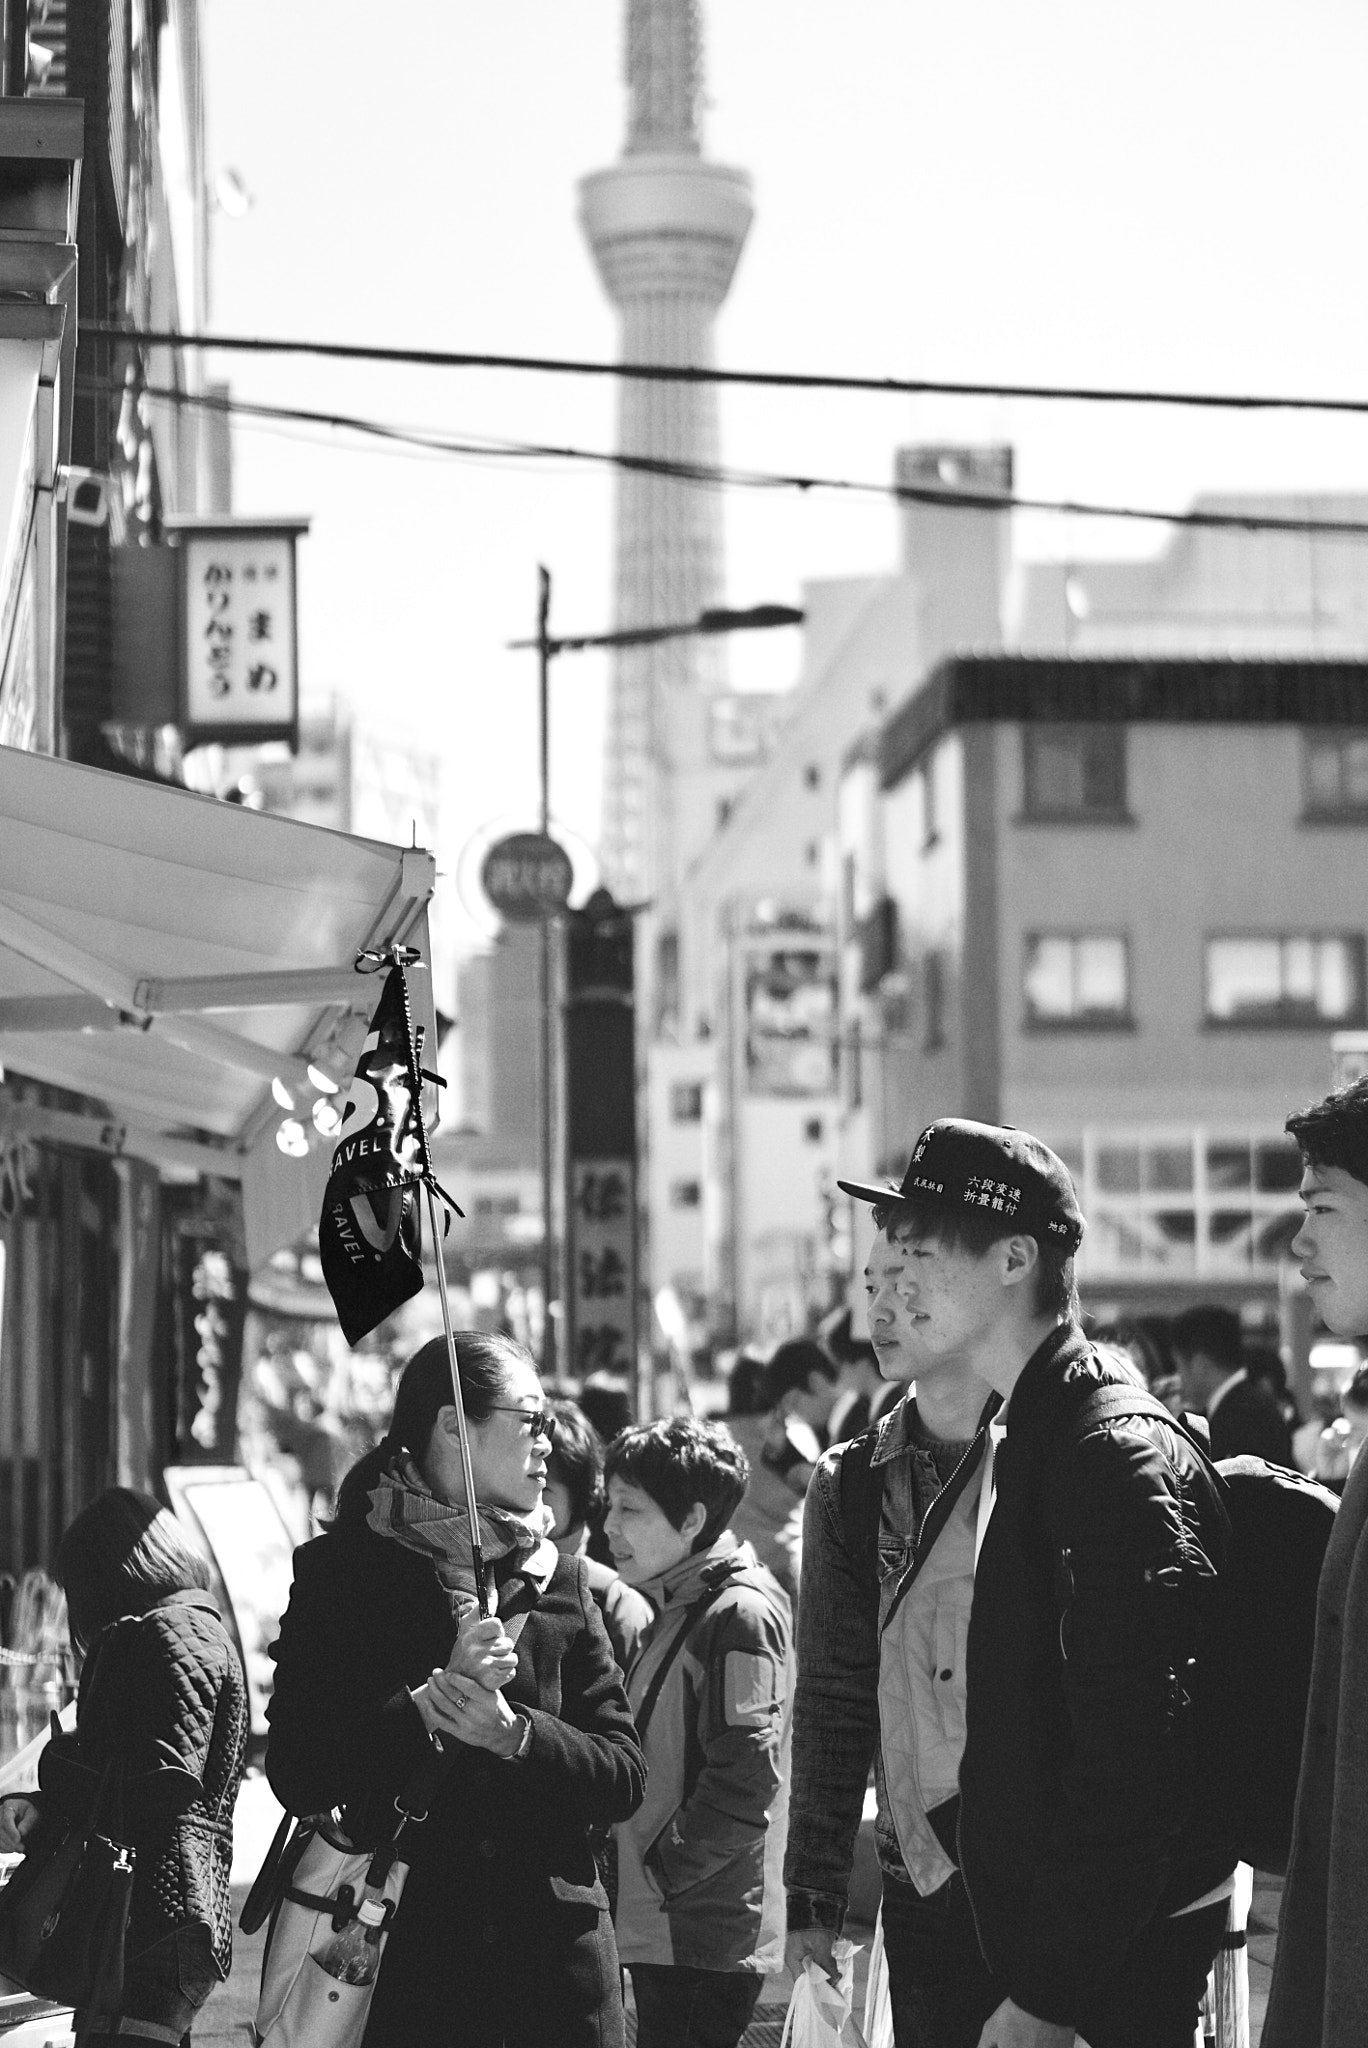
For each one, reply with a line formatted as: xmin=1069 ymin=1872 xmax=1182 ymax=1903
xmin=1293 ymin=1164 xmax=1368 ymax=1337
xmin=864 ymin=1225 xmax=1010 ymax=1385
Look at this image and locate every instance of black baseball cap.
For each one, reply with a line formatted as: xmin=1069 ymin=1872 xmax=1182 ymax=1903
xmin=838 ymin=1117 xmax=1085 ymax=1252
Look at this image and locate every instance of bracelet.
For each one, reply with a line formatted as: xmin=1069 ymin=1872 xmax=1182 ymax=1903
xmin=498 ymin=1712 xmax=533 ymax=1763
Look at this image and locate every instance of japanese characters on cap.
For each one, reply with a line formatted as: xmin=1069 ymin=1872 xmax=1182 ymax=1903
xmin=837 ymin=1117 xmax=1085 ymax=1252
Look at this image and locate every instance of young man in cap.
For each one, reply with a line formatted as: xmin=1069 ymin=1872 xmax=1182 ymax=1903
xmin=784 ymin=1118 xmax=1234 ymax=2048
xmin=1263 ymin=1078 xmax=1368 ymax=2047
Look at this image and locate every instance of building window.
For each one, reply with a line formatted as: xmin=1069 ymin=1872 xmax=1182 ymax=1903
xmin=803 ymin=763 xmax=821 ymax=790
xmin=1072 ymin=1127 xmax=1303 ymax=1278
xmin=669 ymin=1179 xmax=702 ymax=1209
xmin=844 ymin=1015 xmax=864 ymax=1112
xmin=1204 ymin=935 xmax=1365 ymax=1027
xmin=1021 ymin=726 xmax=1127 ymax=821
xmin=1303 ymin=731 xmax=1368 ymax=819
xmin=1023 ymin=934 xmax=1130 ymax=1027
xmin=669 ymin=1082 xmax=703 ymax=1122
xmin=920 ymin=757 xmax=939 ymax=847
xmin=923 ymin=952 xmax=946 ymax=1051
xmin=804 ymin=1117 xmax=824 ymax=1143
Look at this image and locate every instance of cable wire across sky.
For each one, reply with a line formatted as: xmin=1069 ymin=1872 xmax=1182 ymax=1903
xmin=82 ymin=374 xmax=1368 ymax=541
xmin=78 ymin=322 xmax=1368 ymax=419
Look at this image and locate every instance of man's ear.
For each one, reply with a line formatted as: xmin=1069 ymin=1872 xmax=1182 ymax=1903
xmin=680 ymin=1501 xmax=708 ymax=1546
xmin=1000 ymin=1234 xmax=1040 ymax=1289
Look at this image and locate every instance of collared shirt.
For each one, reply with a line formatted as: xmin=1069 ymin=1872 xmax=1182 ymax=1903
xmin=1206 ymin=1367 xmax=1248 ymax=1421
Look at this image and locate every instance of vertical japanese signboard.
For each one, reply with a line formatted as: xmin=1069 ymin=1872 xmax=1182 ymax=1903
xmin=169 ymin=1211 xmax=248 ymax=1464
xmin=563 ymin=891 xmax=641 ymax=1411
xmin=179 ymin=523 xmax=305 ymax=746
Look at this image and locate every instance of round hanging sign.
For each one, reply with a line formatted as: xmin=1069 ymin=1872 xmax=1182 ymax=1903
xmin=480 ymin=831 xmax=574 ymax=922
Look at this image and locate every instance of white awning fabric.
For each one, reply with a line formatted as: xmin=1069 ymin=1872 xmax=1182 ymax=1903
xmin=0 ymin=340 xmax=39 ymax=614
xmin=0 ymin=744 xmax=438 ymax=1270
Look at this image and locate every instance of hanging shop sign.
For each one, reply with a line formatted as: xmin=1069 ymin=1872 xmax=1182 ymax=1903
xmin=563 ymin=889 xmax=640 ymax=1402
xmin=482 ymin=830 xmax=574 ymax=923
xmin=178 ymin=520 xmax=306 ymax=747
xmin=168 ymin=1209 xmax=248 ymax=1464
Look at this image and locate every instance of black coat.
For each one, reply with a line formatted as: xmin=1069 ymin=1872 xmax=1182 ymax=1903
xmin=47 ymin=1590 xmax=247 ymax=2031
xmin=958 ymin=1325 xmax=1235 ymax=2028
xmin=266 ymin=1514 xmax=646 ymax=2048
xmin=1208 ymin=1373 xmax=1295 ymax=1467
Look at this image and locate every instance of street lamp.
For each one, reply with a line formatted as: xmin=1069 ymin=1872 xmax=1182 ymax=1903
xmin=507 ymin=576 xmax=805 ymax=1381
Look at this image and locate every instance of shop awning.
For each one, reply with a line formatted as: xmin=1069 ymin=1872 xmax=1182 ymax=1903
xmin=0 ymin=744 xmax=438 ymax=1270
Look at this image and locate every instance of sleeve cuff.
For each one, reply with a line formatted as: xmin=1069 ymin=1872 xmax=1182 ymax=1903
xmin=786 ymin=1889 xmax=847 ymax=1934
xmin=497 ymin=1711 xmax=534 ymax=1762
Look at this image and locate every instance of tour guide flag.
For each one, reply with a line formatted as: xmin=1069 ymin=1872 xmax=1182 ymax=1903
xmin=320 ymin=963 xmax=446 ymax=1346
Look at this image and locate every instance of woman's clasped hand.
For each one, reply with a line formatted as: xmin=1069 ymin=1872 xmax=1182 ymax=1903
xmin=416 ymin=1616 xmax=526 ymax=1756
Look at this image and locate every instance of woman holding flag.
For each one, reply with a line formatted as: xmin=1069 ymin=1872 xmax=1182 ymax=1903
xmin=265 ymin=1331 xmax=646 ymax=2047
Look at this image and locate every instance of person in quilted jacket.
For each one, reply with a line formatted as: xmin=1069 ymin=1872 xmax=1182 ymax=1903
xmin=0 ymin=1489 xmax=248 ymax=2047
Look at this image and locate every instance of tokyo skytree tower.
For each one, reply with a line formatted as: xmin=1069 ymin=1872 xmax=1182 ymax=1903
xmin=580 ymin=0 xmax=752 ymax=994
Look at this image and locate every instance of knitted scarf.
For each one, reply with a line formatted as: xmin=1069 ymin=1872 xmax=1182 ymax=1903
xmin=366 ymin=1451 xmax=544 ymax=1621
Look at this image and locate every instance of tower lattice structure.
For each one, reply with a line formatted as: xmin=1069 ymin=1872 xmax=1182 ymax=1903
xmin=580 ymin=0 xmax=752 ymax=1020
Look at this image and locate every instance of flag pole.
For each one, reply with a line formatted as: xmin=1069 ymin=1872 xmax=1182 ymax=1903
xmin=423 ymin=1177 xmax=490 ymax=1619
xmin=405 ymin=995 xmax=490 ymax=1622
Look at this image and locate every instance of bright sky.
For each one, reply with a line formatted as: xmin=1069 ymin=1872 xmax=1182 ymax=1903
xmin=202 ymin=0 xmax=1368 ymax=931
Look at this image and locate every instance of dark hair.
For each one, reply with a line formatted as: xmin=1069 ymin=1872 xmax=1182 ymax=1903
xmin=760 ymin=1338 xmax=836 ymax=1410
xmin=336 ymin=1330 xmax=532 ymax=1523
xmin=1345 ymin=1364 xmax=1368 ymax=1412
xmin=576 ymin=1379 xmax=634 ymax=1445
xmin=604 ymin=1417 xmax=749 ymax=1552
xmin=1169 ymin=1304 xmax=1244 ymax=1372
xmin=726 ymin=1352 xmax=769 ymax=1416
xmin=545 ymin=1398 xmax=604 ymax=1532
xmin=57 ymin=1488 xmax=211 ymax=1652
xmin=870 ymin=1195 xmax=1079 ymax=1322
xmin=1287 ymin=1077 xmax=1368 ymax=1190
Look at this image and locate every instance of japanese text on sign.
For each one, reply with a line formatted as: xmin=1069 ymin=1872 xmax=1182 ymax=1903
xmin=569 ymin=1159 xmax=635 ymax=1379
xmin=183 ymin=531 xmax=297 ymax=733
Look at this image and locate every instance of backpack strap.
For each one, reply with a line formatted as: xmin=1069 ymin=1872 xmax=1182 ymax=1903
xmin=632 ymin=1583 xmax=730 ymax=1744
xmin=1061 ymin=1381 xmax=1213 ymax=1468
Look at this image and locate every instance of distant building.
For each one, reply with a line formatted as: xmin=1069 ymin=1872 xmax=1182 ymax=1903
xmin=435 ymin=926 xmax=544 ymax=1269
xmin=841 ymin=653 xmax=1368 ymax=1328
xmin=669 ymin=442 xmax=1368 ymax=1344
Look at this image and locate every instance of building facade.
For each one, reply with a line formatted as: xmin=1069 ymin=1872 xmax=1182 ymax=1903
xmin=841 ymin=654 xmax=1368 ymax=1333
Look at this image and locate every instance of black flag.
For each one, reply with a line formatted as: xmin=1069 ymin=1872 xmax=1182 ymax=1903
xmin=319 ymin=966 xmax=428 ymax=1346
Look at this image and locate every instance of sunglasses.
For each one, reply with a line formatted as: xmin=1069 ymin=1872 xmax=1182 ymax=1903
xmin=487 ymin=1406 xmax=557 ymax=1445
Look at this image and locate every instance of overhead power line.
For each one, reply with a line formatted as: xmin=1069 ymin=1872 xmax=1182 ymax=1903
xmin=78 ymin=321 xmax=1368 ymax=419
xmin=95 ymin=376 xmax=1368 ymax=540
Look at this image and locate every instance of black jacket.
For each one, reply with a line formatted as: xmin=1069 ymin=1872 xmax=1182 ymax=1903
xmin=958 ymin=1325 xmax=1234 ymax=2028
xmin=47 ymin=1589 xmax=247 ymax=2024
xmin=1207 ymin=1372 xmax=1295 ymax=1467
xmin=266 ymin=1511 xmax=646 ymax=2048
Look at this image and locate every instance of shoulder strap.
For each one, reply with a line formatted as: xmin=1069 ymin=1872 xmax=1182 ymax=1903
xmin=881 ymin=1428 xmax=991 ymax=1637
xmin=837 ymin=1428 xmax=883 ymax=1591
xmin=1061 ymin=1381 xmax=1211 ymax=1463
xmin=633 ymin=1583 xmax=729 ymax=1744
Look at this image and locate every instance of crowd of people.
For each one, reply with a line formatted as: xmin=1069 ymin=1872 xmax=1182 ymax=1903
xmin=4 ymin=1078 xmax=1368 ymax=2045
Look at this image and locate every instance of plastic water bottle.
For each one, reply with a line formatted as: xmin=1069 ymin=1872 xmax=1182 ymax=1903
xmin=317 ymin=1894 xmax=386 ymax=1986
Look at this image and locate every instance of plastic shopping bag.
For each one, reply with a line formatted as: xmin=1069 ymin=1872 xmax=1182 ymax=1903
xmin=780 ymin=1945 xmax=868 ymax=2048
xmin=862 ymin=1907 xmax=893 ymax=2048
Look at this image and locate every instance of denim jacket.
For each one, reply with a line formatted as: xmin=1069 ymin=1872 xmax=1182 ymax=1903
xmin=785 ymin=1396 xmax=951 ymax=1931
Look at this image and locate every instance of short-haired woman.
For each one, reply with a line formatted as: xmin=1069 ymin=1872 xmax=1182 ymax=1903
xmin=543 ymin=1396 xmax=652 ymax=1673
xmin=0 ymin=1488 xmax=248 ymax=2047
xmin=265 ymin=1332 xmax=646 ymax=2048
xmin=604 ymin=1417 xmax=793 ymax=2048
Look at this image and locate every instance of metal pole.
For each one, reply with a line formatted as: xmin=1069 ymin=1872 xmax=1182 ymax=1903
xmin=424 ymin=1178 xmax=490 ymax=1618
xmin=537 ymin=565 xmax=556 ymax=1374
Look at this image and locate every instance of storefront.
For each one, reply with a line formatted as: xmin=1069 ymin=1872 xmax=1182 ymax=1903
xmin=0 ymin=742 xmax=438 ymax=1576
